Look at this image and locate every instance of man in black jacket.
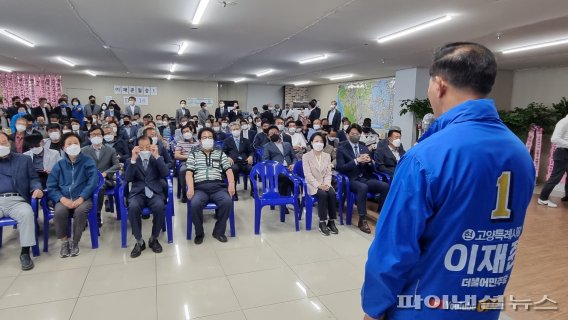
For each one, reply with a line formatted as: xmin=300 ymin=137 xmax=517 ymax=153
xmin=326 ymin=100 xmax=342 ymax=131
xmin=260 ymin=105 xmax=274 ymax=124
xmin=223 ymin=122 xmax=253 ymax=200
xmin=308 ymin=99 xmax=321 ymax=123
xmin=374 ymin=127 xmax=405 ymax=178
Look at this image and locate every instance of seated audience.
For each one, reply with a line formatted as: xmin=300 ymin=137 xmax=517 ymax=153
xmin=175 ymin=125 xmax=199 ymax=203
xmin=375 ymin=126 xmax=405 ymax=177
xmin=23 ymin=133 xmax=61 ymax=188
xmin=223 ymin=122 xmax=254 ymax=200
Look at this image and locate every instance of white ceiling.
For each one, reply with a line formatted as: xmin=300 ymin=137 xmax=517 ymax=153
xmin=1 ymin=0 xmax=568 ymax=85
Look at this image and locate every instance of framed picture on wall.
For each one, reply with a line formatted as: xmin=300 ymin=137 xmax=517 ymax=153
xmin=136 ymin=86 xmax=143 ymax=95
xmin=150 ymin=87 xmax=158 ymax=96
xmin=113 ymin=85 xmax=121 ymax=94
xmin=144 ymin=87 xmax=150 ymax=95
xmin=129 ymin=86 xmax=136 ymax=94
xmin=122 ymin=86 xmax=128 ymax=94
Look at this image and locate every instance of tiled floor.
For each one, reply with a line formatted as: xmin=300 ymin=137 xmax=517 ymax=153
xmin=0 ymin=182 xmax=526 ymax=319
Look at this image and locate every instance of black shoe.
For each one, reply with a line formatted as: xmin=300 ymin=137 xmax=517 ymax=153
xmin=319 ymin=221 xmax=330 ymax=236
xmin=104 ymin=199 xmax=110 ymax=212
xmin=130 ymin=240 xmax=146 ymax=258
xmin=20 ymin=254 xmax=34 ymax=271
xmin=181 ymin=196 xmax=187 ymax=203
xmin=149 ymin=238 xmax=163 ymax=253
xmin=327 ymin=220 xmax=339 ymax=234
xmin=234 ymin=194 xmax=239 ymax=201
xmin=142 ymin=215 xmax=150 ymax=220
xmin=213 ymin=234 xmax=228 ymax=243
xmin=194 ymin=235 xmax=204 ymax=245
xmin=562 ymin=196 xmax=568 ymax=202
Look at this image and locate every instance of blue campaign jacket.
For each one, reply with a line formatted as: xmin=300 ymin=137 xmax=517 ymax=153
xmin=362 ymin=99 xmax=535 ymax=319
xmin=47 ymin=152 xmax=99 ymax=203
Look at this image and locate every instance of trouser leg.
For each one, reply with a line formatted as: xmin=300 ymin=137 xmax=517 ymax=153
xmin=128 ymin=194 xmax=145 ymax=241
xmin=190 ymin=190 xmax=209 ymax=237
xmin=147 ymin=195 xmax=165 ymax=238
xmin=71 ymin=200 xmax=92 ymax=244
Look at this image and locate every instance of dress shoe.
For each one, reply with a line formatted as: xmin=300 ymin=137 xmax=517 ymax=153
xmin=194 ymin=235 xmax=204 ymax=245
xmin=358 ymin=218 xmax=371 ymax=234
xmin=327 ymin=220 xmax=339 ymax=234
xmin=130 ymin=240 xmax=146 ymax=258
xmin=149 ymin=238 xmax=163 ymax=253
xmin=213 ymin=234 xmax=228 ymax=243
xmin=181 ymin=196 xmax=187 ymax=203
xmin=318 ymin=221 xmax=330 ymax=236
xmin=20 ymin=254 xmax=34 ymax=271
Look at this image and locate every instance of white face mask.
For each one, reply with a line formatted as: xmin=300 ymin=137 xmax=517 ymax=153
xmin=181 ymin=121 xmax=188 ymax=126
xmin=72 ymin=124 xmax=80 ymax=131
xmin=129 ymin=101 xmax=135 ymax=106
xmin=112 ymin=127 xmax=118 ymax=133
xmin=295 ymin=128 xmax=303 ymax=133
xmin=313 ymin=124 xmax=321 ymax=130
xmin=101 ymin=105 xmax=107 ymax=110
xmin=201 ymin=138 xmax=214 ymax=150
xmin=330 ymin=105 xmax=336 ymax=109
xmin=328 ymin=136 xmax=337 ymax=142
xmin=221 ymin=122 xmax=228 ymax=128
xmin=49 ymin=132 xmax=61 ymax=141
xmin=65 ymin=144 xmax=81 ymax=156
xmin=0 ymin=145 xmax=10 ymax=157
xmin=31 ymin=146 xmax=43 ymax=155
xmin=213 ymin=127 xmax=220 ymax=132
xmin=181 ymin=104 xmax=186 ymax=108
xmin=16 ymin=124 xmax=26 ymax=132
xmin=62 ymin=130 xmax=71 ymax=134
xmin=288 ymin=127 xmax=296 ymax=134
xmin=343 ymin=125 xmax=349 ymax=131
xmin=231 ymin=130 xmax=240 ymax=138
xmin=151 ymin=137 xmax=158 ymax=145
xmin=139 ymin=150 xmax=151 ymax=161
xmin=155 ymin=121 xmax=162 ymax=127
xmin=277 ymin=124 xmax=284 ymax=131
xmin=90 ymin=136 xmax=103 ymax=145
xmin=312 ymin=142 xmax=324 ymax=152
xmin=392 ymin=139 xmax=402 ymax=148
xmin=241 ymin=124 xmax=249 ymax=130
xmin=103 ymin=135 xmax=114 ymax=142
xmin=72 ymin=102 xmax=79 ymax=106
xmin=255 ymin=122 xmax=261 ymax=127
xmin=205 ymin=123 xmax=212 ymax=128
xmin=183 ymin=132 xmax=193 ymax=140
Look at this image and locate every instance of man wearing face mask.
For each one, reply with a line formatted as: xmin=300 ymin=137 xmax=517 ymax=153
xmin=123 ymin=97 xmax=141 ymax=117
xmin=31 ymin=97 xmax=50 ymax=122
xmin=10 ymin=116 xmax=40 ymax=153
xmin=214 ymin=100 xmax=229 ymax=121
xmin=275 ymin=117 xmax=292 ymax=144
xmin=327 ymin=100 xmax=342 ymax=131
xmin=176 ymin=100 xmax=191 ymax=124
xmin=23 ymin=133 xmax=61 ymax=188
xmin=44 ymin=124 xmax=64 ymax=154
xmin=21 ymin=98 xmax=33 ymax=115
xmin=240 ymin=119 xmax=255 ymax=141
xmin=198 ymin=102 xmax=210 ymax=126
xmin=175 ymin=125 xmax=199 ymax=203
xmin=103 ymin=123 xmax=130 ymax=160
xmin=308 ymin=99 xmax=321 ymax=123
xmin=0 ymin=132 xmax=44 ymax=270
xmin=374 ymin=126 xmax=405 ymax=178
xmin=119 ymin=115 xmax=140 ymax=147
xmin=360 ymin=118 xmax=380 ymax=151
xmin=81 ymin=127 xmax=120 ymax=226
xmin=260 ymin=105 xmax=274 ymax=124
xmin=126 ymin=135 xmax=169 ymax=258
xmin=186 ymin=127 xmax=235 ymax=244
xmin=84 ymin=95 xmax=101 ymax=117
xmin=34 ymin=116 xmax=48 ymax=138
xmin=212 ymin=121 xmax=227 ymax=141
xmin=223 ymin=122 xmax=254 ymax=200
xmin=104 ymin=100 xmax=120 ymax=118
xmin=70 ymin=118 xmax=88 ymax=147
xmin=262 ymin=125 xmax=297 ymax=213
xmin=143 ymin=127 xmax=173 ymax=170
xmin=252 ymin=120 xmax=271 ymax=149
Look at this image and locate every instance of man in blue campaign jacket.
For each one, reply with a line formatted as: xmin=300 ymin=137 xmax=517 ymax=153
xmin=362 ymin=43 xmax=535 ymax=320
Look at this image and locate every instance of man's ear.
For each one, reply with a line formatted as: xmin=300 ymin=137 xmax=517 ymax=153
xmin=434 ymin=76 xmax=448 ymax=99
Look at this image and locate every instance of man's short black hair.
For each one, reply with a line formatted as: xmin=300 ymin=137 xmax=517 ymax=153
xmin=24 ymin=133 xmax=44 ymax=150
xmin=262 ymin=105 xmax=268 ymax=111
xmin=267 ymin=125 xmax=279 ymax=133
xmin=70 ymin=118 xmax=80 ymax=124
xmin=47 ymin=123 xmax=61 ymax=131
xmin=61 ymin=132 xmax=80 ymax=146
xmin=198 ymin=127 xmax=214 ymax=139
xmin=388 ymin=126 xmax=402 ymax=137
xmin=429 ymin=42 xmax=497 ymax=96
xmin=180 ymin=99 xmax=187 ymax=104
xmin=142 ymin=127 xmax=156 ymax=137
xmin=137 ymin=135 xmax=151 ymax=145
xmin=88 ymin=95 xmax=95 ymax=100
xmin=89 ymin=126 xmax=104 ymax=136
xmin=346 ymin=124 xmax=362 ymax=135
xmin=200 ymin=102 xmax=206 ymax=107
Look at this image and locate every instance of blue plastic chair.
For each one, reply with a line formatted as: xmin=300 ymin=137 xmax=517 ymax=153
xmin=250 ymin=161 xmax=301 ymax=234
xmin=103 ymin=173 xmax=121 ymax=219
xmin=41 ymin=171 xmax=105 ymax=251
xmin=340 ymin=172 xmax=386 ymax=225
xmin=254 ymin=147 xmax=264 ymax=164
xmin=118 ymin=169 xmax=174 ymax=248
xmin=292 ymin=161 xmax=344 ymax=230
xmin=185 ymin=186 xmax=236 ymax=240
xmin=176 ymin=160 xmax=182 ymax=199
xmin=0 ymin=197 xmax=40 ymax=257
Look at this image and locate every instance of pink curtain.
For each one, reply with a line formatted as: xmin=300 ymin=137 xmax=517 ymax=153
xmin=0 ymin=73 xmax=62 ymax=105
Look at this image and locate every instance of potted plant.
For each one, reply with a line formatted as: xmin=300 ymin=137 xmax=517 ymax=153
xmin=399 ymin=98 xmax=434 ymax=140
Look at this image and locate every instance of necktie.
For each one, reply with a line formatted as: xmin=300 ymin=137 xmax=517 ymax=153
xmin=354 ymin=145 xmax=359 ymax=157
xmin=143 ymin=160 xmax=154 ymax=198
xmin=235 ymin=138 xmax=240 ymax=150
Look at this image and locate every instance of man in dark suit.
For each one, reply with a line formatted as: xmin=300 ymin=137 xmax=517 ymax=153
xmin=175 ymin=100 xmax=191 ymax=124
xmin=308 ymin=99 xmax=321 ymax=123
xmin=223 ymin=122 xmax=253 ymax=200
xmin=374 ymin=127 xmax=405 ymax=178
xmin=84 ymin=95 xmax=102 ymax=117
xmin=262 ymin=125 xmax=296 ymax=212
xmin=70 ymin=118 xmax=88 ymax=146
xmin=81 ymin=127 xmax=120 ymax=226
xmin=6 ymin=96 xmax=21 ymax=119
xmin=143 ymin=127 xmax=173 ymax=170
xmin=0 ymin=131 xmax=44 ymax=270
xmin=260 ymin=105 xmax=274 ymax=124
xmin=214 ymin=100 xmax=229 ymax=120
xmin=10 ymin=116 xmax=41 ymax=153
xmin=326 ymin=100 xmax=342 ymax=131
xmin=31 ymin=98 xmax=51 ymax=122
xmin=119 ymin=115 xmax=140 ymax=147
xmin=125 ymin=135 xmax=169 ymax=258
xmin=274 ymin=117 xmax=292 ymax=144
xmin=51 ymin=98 xmax=72 ymax=123
xmin=123 ymin=97 xmax=142 ymax=117
xmin=336 ymin=124 xmax=390 ymax=234
xmin=240 ymin=119 xmax=256 ymax=141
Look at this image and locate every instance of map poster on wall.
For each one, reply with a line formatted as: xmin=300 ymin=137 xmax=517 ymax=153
xmin=337 ymin=78 xmax=396 ymax=130
xmin=123 ymin=96 xmax=148 ymax=106
xmin=150 ymin=87 xmax=158 ymax=96
xmin=113 ymin=85 xmax=121 ymax=94
xmin=187 ymin=98 xmax=213 ymax=107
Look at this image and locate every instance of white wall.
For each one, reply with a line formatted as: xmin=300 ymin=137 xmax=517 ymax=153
xmin=489 ymin=70 xmax=514 ymax=110
xmin=511 ymin=66 xmax=568 ymax=108
xmin=61 ymin=75 xmax=219 ymax=117
xmin=247 ymin=84 xmax=284 ymax=111
xmin=307 ymin=83 xmax=339 ymax=115
xmin=218 ymin=83 xmax=248 ymax=109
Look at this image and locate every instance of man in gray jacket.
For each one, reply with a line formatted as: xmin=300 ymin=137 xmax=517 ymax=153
xmin=84 ymin=95 xmax=102 ymax=117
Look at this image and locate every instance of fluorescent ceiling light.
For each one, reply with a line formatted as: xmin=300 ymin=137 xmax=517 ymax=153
xmin=256 ymin=69 xmax=274 ymax=77
xmin=298 ymin=54 xmax=328 ymax=64
xmin=170 ymin=63 xmax=176 ymax=73
xmin=178 ymin=41 xmax=188 ymax=55
xmin=293 ymin=81 xmax=311 ymax=86
xmin=0 ymin=66 xmax=13 ymax=73
xmin=85 ymin=70 xmax=97 ymax=77
xmin=329 ymin=74 xmax=353 ymax=81
xmin=502 ymin=38 xmax=568 ymax=54
xmin=166 ymin=74 xmax=172 ymax=80
xmin=57 ymin=57 xmax=75 ymax=67
xmin=234 ymin=78 xmax=246 ymax=83
xmin=192 ymin=0 xmax=210 ymax=25
xmin=377 ymin=15 xmax=453 ymax=43
xmin=0 ymin=29 xmax=35 ymax=47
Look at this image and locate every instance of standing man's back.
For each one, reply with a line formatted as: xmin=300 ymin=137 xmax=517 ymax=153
xmin=362 ymin=42 xmax=535 ymax=320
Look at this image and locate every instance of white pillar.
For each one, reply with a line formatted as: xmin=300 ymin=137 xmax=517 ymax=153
xmin=393 ymin=68 xmax=430 ymax=149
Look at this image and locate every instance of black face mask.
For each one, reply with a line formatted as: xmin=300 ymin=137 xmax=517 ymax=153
xmin=123 ymin=121 xmax=130 ymax=126
xmin=270 ymin=134 xmax=280 ymax=143
xmin=263 ymin=128 xmax=269 ymax=134
xmin=90 ymin=100 xmax=95 ymax=104
xmin=362 ymin=127 xmax=371 ymax=133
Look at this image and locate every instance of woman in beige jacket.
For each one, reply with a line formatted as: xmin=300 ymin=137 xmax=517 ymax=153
xmin=302 ymin=133 xmax=338 ymax=236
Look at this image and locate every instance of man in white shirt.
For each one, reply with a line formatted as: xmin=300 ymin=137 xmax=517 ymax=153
xmin=538 ymin=115 xmax=568 ymax=207
xmin=286 ymin=120 xmax=306 ymax=154
xmin=326 ymin=100 xmax=342 ymax=131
